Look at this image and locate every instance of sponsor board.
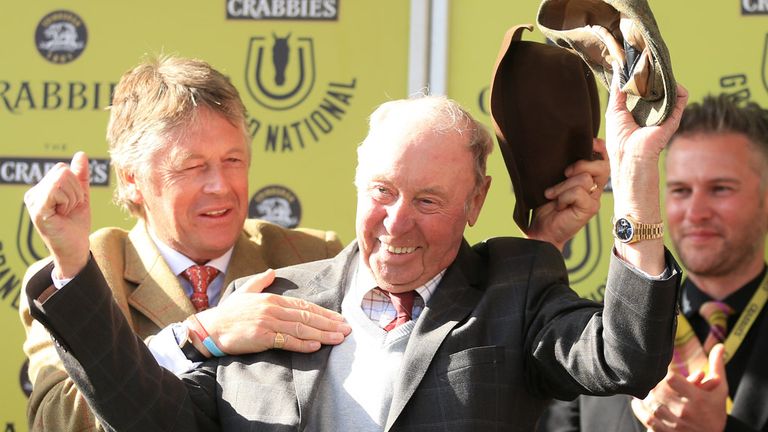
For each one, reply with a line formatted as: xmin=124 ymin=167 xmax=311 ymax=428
xmin=227 ymin=0 xmax=339 ymax=20
xmin=249 ymin=185 xmax=302 ymax=228
xmin=35 ymin=10 xmax=88 ymax=64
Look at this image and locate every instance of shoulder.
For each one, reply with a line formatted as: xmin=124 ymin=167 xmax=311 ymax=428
xmin=89 ymin=226 xmax=131 ymax=252
xmin=470 ymin=237 xmax=564 ymax=267
xmin=458 ymin=237 xmax=567 ymax=289
xmin=241 ymin=218 xmax=343 ymax=259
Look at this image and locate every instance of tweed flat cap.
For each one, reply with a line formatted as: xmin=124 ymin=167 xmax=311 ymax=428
xmin=489 ymin=24 xmax=599 ymax=232
xmin=537 ymin=0 xmax=676 ymax=126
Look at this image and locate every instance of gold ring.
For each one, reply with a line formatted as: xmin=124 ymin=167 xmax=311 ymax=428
xmin=589 ymin=182 xmax=599 ymax=193
xmin=273 ymin=332 xmax=285 ymax=350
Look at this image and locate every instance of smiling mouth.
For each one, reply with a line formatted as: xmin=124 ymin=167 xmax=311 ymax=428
xmin=202 ymin=209 xmax=229 ymax=217
xmin=385 ymin=244 xmax=417 ymax=254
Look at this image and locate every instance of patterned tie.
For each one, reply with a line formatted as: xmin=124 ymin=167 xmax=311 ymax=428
xmin=383 ymin=290 xmax=416 ymax=331
xmin=671 ymin=300 xmax=734 ymax=376
xmin=181 ymin=265 xmax=220 ymax=312
xmin=700 ymin=301 xmax=734 ymax=353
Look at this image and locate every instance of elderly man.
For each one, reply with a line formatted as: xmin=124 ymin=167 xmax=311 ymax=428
xmin=538 ymin=95 xmax=768 ymax=432
xmin=23 ymin=66 xmax=685 ymax=430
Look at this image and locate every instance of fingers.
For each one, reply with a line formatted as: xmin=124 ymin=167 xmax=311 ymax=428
xmin=607 ymin=61 xmax=628 ymax=116
xmin=71 ymin=151 xmax=91 ymax=194
xmin=632 ymin=395 xmax=678 ymax=432
xmin=708 ymin=343 xmax=726 ymax=378
xmin=686 ymin=370 xmax=705 ymax=385
xmin=24 ymin=161 xmax=88 ymax=223
xmin=662 ymin=372 xmax=698 ymax=400
xmin=545 ymin=171 xmax=601 ymax=209
xmin=263 ymin=296 xmax=351 ymax=350
xmin=698 ymin=343 xmax=727 ymax=391
xmin=236 ymin=269 xmax=277 ymax=294
xmin=665 ymin=84 xmax=689 ymax=128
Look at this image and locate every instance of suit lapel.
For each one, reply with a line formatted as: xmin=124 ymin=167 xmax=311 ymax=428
xmin=223 ymin=231 xmax=269 ymax=286
xmin=386 ymin=241 xmax=484 ymax=431
xmin=286 ymin=244 xmax=354 ymax=430
xmin=730 ymin=310 xmax=768 ymax=429
xmin=125 ymin=221 xmax=196 ymax=327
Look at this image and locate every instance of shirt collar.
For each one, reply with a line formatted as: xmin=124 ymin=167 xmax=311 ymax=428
xmin=682 ymin=264 xmax=767 ymax=317
xmin=354 ymin=255 xmax=443 ymax=304
xmin=147 ymin=226 xmax=233 ymax=276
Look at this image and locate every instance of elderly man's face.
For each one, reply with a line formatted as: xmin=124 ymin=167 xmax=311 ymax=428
xmin=131 ymin=106 xmax=250 ymax=263
xmin=665 ymin=132 xmax=768 ymax=279
xmin=355 ymin=125 xmax=488 ymax=293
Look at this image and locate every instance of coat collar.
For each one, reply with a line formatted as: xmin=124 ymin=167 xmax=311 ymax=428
xmin=385 ymin=240 xmax=484 ymax=430
xmin=126 ymin=220 xmax=267 ymax=328
xmin=286 ymin=242 xmax=355 ymax=430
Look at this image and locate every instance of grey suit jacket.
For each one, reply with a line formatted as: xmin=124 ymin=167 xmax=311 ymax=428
xmin=27 ymin=237 xmax=681 ymax=431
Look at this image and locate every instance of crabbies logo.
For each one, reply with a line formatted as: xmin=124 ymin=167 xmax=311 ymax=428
xmin=249 ymin=185 xmax=302 ymax=228
xmin=35 ymin=10 xmax=88 ymax=64
xmin=742 ymin=0 xmax=768 ymax=14
xmin=243 ymin=33 xmax=357 ymax=152
xmin=227 ymin=0 xmax=339 ymax=20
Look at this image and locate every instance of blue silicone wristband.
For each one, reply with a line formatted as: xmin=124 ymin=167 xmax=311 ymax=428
xmin=202 ymin=336 xmax=226 ymax=357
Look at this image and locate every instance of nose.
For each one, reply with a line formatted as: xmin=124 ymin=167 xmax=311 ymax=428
xmin=685 ymin=189 xmax=712 ymax=222
xmin=202 ymin=165 xmax=228 ymax=195
xmin=383 ymin=198 xmax=415 ymax=235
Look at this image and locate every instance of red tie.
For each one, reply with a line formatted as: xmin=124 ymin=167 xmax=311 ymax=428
xmin=181 ymin=265 xmax=220 ymax=312
xmin=383 ymin=290 xmax=416 ymax=331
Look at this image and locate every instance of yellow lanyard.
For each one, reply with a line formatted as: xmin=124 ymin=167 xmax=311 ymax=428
xmin=676 ymin=272 xmax=768 ymax=413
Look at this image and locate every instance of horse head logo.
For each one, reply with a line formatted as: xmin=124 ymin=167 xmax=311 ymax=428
xmin=272 ymin=32 xmax=292 ymax=86
xmin=245 ymin=35 xmax=315 ymax=111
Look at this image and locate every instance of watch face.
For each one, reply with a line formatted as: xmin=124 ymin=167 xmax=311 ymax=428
xmin=615 ymin=218 xmax=634 ymax=242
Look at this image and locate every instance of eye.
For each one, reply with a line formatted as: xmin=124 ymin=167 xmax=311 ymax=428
xmin=712 ymin=184 xmax=735 ymax=195
xmin=370 ymin=184 xmax=394 ymax=202
xmin=415 ymin=196 xmax=442 ymax=212
xmin=667 ymin=186 xmax=690 ymax=198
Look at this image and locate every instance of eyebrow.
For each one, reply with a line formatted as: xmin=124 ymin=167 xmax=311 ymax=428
xmin=666 ymin=178 xmax=740 ymax=187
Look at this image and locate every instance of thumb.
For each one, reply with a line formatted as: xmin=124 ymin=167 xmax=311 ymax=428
xmin=699 ymin=343 xmax=727 ymax=391
xmin=238 ymin=268 xmax=276 ymax=294
xmin=708 ymin=343 xmax=727 ymax=379
xmin=71 ymin=151 xmax=90 ymax=193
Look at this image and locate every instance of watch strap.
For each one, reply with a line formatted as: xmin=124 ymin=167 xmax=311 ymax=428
xmin=613 ymin=216 xmax=664 ymax=244
xmin=180 ymin=338 xmax=207 ymax=363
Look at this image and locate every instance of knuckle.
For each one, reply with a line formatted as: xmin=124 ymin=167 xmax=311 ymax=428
xmin=299 ymin=309 xmax=312 ymax=325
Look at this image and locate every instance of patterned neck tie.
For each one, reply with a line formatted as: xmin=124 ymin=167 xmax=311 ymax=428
xmin=700 ymin=301 xmax=734 ymax=353
xmin=181 ymin=265 xmax=220 ymax=312
xmin=383 ymin=290 xmax=416 ymax=331
xmin=671 ymin=300 xmax=734 ymax=376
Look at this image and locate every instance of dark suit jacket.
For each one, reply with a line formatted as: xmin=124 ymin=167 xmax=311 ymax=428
xmin=537 ymin=295 xmax=768 ymax=432
xmin=27 ymin=238 xmax=681 ymax=432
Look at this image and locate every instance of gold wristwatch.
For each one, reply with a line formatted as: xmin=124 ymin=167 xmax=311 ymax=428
xmin=612 ymin=215 xmax=664 ymax=244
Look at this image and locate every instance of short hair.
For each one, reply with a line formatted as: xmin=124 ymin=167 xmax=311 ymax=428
xmin=355 ymin=95 xmax=493 ymax=192
xmin=669 ymin=94 xmax=768 ymax=183
xmin=107 ymin=55 xmax=248 ymax=216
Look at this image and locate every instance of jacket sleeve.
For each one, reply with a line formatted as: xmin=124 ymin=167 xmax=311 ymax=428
xmin=524 ymin=243 xmax=681 ymax=399
xmin=19 ymin=258 xmax=112 ymax=432
xmin=24 ymin=257 xmax=221 ymax=432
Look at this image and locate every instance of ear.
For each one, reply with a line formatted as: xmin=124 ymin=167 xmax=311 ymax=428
xmin=467 ymin=176 xmax=491 ymax=227
xmin=118 ymin=169 xmax=144 ymax=206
